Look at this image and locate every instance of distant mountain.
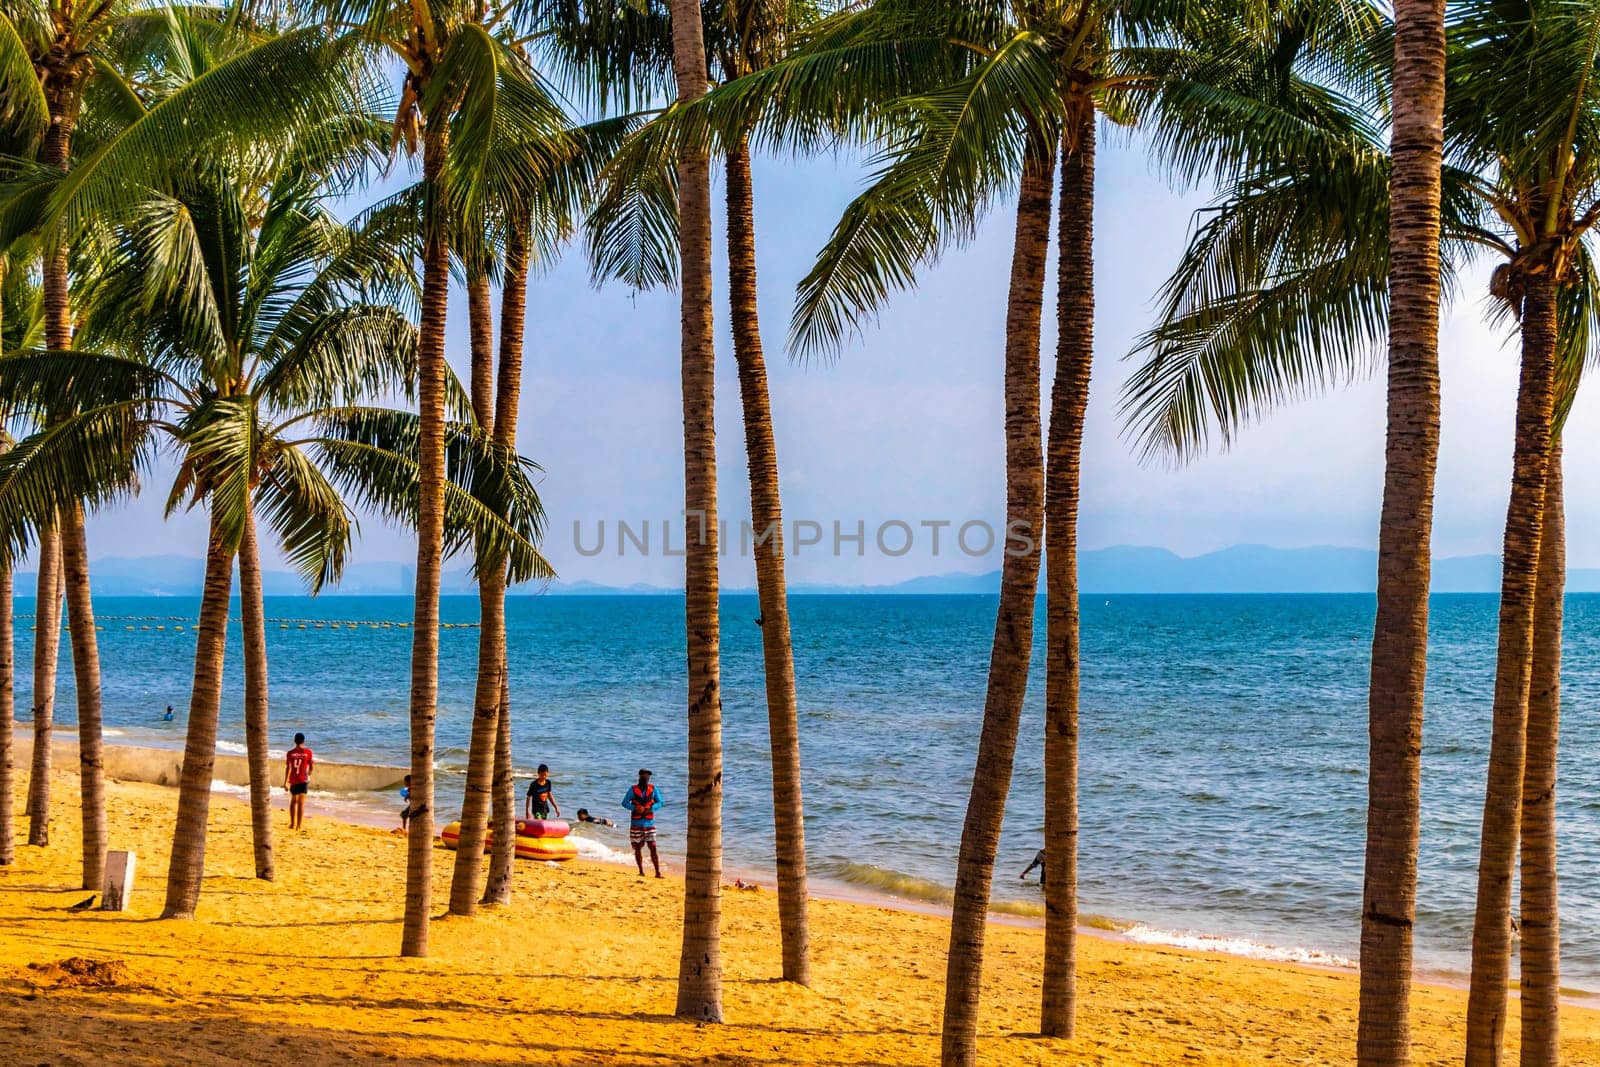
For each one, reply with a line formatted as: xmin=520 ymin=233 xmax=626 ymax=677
xmin=13 ymin=546 xmax=1600 ymax=596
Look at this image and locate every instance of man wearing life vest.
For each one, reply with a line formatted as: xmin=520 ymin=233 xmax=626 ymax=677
xmin=622 ymin=768 xmax=663 ymax=878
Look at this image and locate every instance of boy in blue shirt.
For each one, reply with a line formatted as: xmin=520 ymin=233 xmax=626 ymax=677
xmin=622 ymin=769 xmax=663 ymax=878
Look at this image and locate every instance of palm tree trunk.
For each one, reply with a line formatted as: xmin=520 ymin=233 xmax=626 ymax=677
xmin=0 ymin=557 xmax=14 ymax=866
xmin=1519 ymin=438 xmax=1563 ymax=1067
xmin=1465 ymin=271 xmax=1559 ymax=1067
xmin=1041 ymin=109 xmax=1094 ymax=1039
xmin=1357 ymin=0 xmax=1447 ymax=1061
xmin=468 ymin=272 xmax=495 ymax=428
xmin=668 ymin=0 xmax=724 ymax=1023
xmin=483 ymin=215 xmax=529 ymax=908
xmin=401 ymin=121 xmax=451 ymax=958
xmin=239 ymin=505 xmax=274 ymax=881
xmin=448 ymin=268 xmax=499 ymax=917
xmin=724 ymin=136 xmax=811 ymax=986
xmin=60 ymin=504 xmax=105 ymax=891
xmin=0 ymin=265 xmax=10 ymax=868
xmin=939 ymin=136 xmax=1054 ymax=1067
xmin=30 ymin=69 xmax=88 ymax=859
xmin=25 ymin=529 xmax=61 ymax=846
xmin=161 ymin=519 xmax=236 ymax=918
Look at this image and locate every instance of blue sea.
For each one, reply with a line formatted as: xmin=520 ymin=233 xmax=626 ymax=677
xmin=13 ymin=592 xmax=1600 ymax=989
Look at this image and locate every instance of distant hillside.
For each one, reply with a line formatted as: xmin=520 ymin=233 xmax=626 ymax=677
xmin=13 ymin=546 xmax=1600 ymax=597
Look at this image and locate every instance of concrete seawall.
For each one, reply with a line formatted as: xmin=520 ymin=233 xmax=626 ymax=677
xmin=19 ymin=727 xmax=405 ymax=793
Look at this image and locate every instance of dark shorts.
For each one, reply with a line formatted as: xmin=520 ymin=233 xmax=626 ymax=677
xmin=289 ymin=782 xmax=309 ymax=796
xmin=630 ymin=826 xmax=656 ymax=847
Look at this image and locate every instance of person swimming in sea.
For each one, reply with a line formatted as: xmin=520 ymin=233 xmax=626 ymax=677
xmin=575 ymin=808 xmax=615 ymax=827
xmin=163 ymin=705 xmax=174 ymax=722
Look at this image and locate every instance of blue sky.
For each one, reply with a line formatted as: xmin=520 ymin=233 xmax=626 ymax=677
xmin=80 ymin=132 xmax=1599 ymax=587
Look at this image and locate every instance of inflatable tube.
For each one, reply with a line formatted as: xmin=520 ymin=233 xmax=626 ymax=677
xmin=439 ymin=822 xmax=577 ymax=862
xmin=515 ymin=818 xmax=569 ymax=838
xmin=515 ymin=835 xmax=578 ymax=862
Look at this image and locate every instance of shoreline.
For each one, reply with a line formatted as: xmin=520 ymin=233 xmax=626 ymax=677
xmin=4 ymin=769 xmax=1599 ymax=1064
xmin=33 ymin=728 xmax=1598 ymax=1006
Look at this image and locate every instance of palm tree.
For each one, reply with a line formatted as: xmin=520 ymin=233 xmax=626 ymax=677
xmin=1360 ymin=0 xmax=1447 ymax=1047
xmin=481 ymin=211 xmax=529 ymax=905
xmin=0 ymin=0 xmax=142 ymax=886
xmin=0 ymin=29 xmax=43 ymax=865
xmin=307 ymin=0 xmax=572 ymax=956
xmin=0 ymin=132 xmax=550 ymax=918
xmin=568 ymin=0 xmax=833 ymax=985
xmin=440 ymin=75 xmax=609 ymax=913
xmin=1520 ymin=431 xmax=1565 ymax=1066
xmin=783 ymin=3 xmax=1373 ymax=1056
xmin=661 ymin=0 xmax=724 ymax=1024
xmin=0 ymin=1 xmax=372 ymax=887
xmin=1118 ymin=5 xmax=1600 ymax=1061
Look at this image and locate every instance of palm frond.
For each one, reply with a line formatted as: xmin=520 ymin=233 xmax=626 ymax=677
xmin=0 ymin=13 xmax=48 ymax=148
xmin=309 ymin=406 xmax=553 ymax=584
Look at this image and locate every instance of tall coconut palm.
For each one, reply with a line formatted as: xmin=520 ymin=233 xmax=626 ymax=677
xmin=1520 ymin=433 xmax=1564 ymax=1066
xmin=0 ymin=3 xmax=378 ymax=885
xmin=783 ymin=2 xmax=1377 ymax=1057
xmin=481 ymin=211 xmax=528 ymax=905
xmin=441 ymin=89 xmax=614 ymax=913
xmin=1345 ymin=0 xmax=1444 ymax=1032
xmin=568 ymin=0 xmax=845 ymax=985
xmin=0 ymin=141 xmax=550 ymax=919
xmin=0 ymin=32 xmax=43 ymax=862
xmin=306 ymin=0 xmax=572 ymax=955
xmin=0 ymin=0 xmax=144 ymax=884
xmin=662 ymin=0 xmax=724 ymax=1023
xmin=1439 ymin=5 xmax=1600 ymax=1060
xmin=0 ymin=250 xmax=23 ymax=870
xmin=1118 ymin=4 xmax=1600 ymax=1061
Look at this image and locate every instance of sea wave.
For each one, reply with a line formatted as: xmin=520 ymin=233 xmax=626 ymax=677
xmin=817 ymin=861 xmax=954 ymax=905
xmin=215 ymin=740 xmax=248 ymax=755
xmin=1120 ymin=923 xmax=1355 ymax=969
xmin=818 ymin=861 xmax=1049 ymax=918
xmin=570 ymin=834 xmax=634 ymax=866
xmin=208 ymin=780 xmax=251 ymax=797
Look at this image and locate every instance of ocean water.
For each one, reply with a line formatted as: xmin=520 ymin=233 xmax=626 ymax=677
xmin=12 ymin=592 xmax=1600 ymax=988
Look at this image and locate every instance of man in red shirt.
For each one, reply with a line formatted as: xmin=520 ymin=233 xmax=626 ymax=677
xmin=285 ymin=732 xmax=314 ymax=830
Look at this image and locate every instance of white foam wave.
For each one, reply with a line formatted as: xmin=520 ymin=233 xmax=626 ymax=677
xmin=1121 ymin=923 xmax=1355 ymax=969
xmin=208 ymin=780 xmax=251 ymax=796
xmin=570 ymin=833 xmax=634 ymax=866
xmin=215 ymin=740 xmax=248 ymax=755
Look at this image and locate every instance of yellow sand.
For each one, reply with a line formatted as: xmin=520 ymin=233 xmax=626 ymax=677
xmin=2 ymin=771 xmax=1597 ymax=1066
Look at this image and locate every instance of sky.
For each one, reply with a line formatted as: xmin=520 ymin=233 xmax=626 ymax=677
xmin=77 ymin=131 xmax=1600 ymax=589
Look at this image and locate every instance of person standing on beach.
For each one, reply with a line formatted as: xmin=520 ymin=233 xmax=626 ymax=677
xmin=285 ymin=733 xmax=314 ymax=830
xmin=525 ymin=764 xmax=560 ymax=820
xmin=399 ymin=774 xmax=412 ymax=834
xmin=622 ymin=769 xmax=663 ymax=878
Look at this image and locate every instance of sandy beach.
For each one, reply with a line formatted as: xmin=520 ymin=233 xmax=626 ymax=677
xmin=2 ymin=770 xmax=1597 ymax=1066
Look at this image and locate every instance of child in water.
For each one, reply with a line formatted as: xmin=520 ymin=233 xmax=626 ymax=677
xmin=525 ymin=764 xmax=560 ymax=820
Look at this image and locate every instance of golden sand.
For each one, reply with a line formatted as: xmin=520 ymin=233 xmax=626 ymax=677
xmin=2 ymin=771 xmax=1596 ymax=1066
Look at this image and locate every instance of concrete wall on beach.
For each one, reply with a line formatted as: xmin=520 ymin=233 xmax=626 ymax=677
xmin=20 ymin=726 xmax=404 ymax=793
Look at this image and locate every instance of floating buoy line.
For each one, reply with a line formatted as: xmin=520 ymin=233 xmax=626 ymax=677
xmin=14 ymin=613 xmax=478 ymax=632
